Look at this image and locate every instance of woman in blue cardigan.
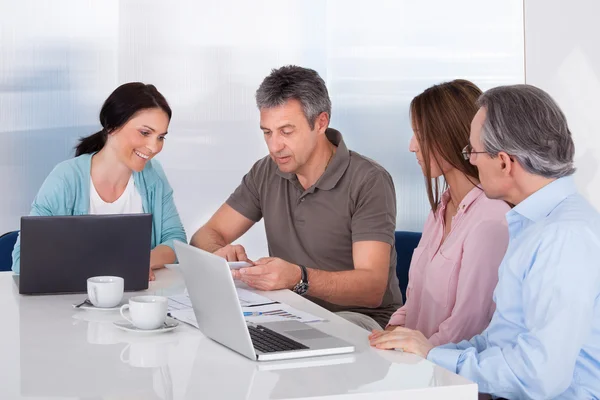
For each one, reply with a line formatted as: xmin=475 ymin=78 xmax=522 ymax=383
xmin=12 ymin=82 xmax=187 ymax=280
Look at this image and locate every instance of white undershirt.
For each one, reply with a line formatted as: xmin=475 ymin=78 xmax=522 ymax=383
xmin=89 ymin=175 xmax=144 ymax=215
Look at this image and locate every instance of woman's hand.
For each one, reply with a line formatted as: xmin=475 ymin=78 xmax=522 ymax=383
xmin=369 ymin=326 xmax=434 ymax=358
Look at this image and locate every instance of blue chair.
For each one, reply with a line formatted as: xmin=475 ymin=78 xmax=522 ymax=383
xmin=0 ymin=231 xmax=18 ymax=272
xmin=394 ymin=231 xmax=422 ymax=303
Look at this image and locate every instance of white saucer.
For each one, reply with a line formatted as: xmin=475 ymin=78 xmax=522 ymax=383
xmin=72 ymin=301 xmax=123 ymax=312
xmin=113 ymin=317 xmax=179 ymax=334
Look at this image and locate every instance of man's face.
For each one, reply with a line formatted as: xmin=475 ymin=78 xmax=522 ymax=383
xmin=469 ymin=107 xmax=509 ymax=199
xmin=260 ymin=99 xmax=321 ymax=174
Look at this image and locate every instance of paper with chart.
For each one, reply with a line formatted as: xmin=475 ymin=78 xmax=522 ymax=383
xmin=242 ymin=303 xmax=324 ymax=324
xmin=168 ymin=288 xmax=274 ymax=310
xmin=167 ymin=289 xmax=323 ymax=328
xmin=167 ymin=287 xmax=275 ymax=328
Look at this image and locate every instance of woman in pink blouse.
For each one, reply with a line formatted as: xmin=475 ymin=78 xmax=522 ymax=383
xmin=370 ymin=80 xmax=510 ymax=348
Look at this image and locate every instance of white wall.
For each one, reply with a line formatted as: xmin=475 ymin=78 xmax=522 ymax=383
xmin=1 ymin=0 xmax=525 ymax=257
xmin=524 ymin=0 xmax=600 ymax=209
xmin=0 ymin=0 xmax=120 ymax=232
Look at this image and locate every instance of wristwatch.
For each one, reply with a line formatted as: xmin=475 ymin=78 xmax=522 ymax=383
xmin=292 ymin=264 xmax=309 ymax=296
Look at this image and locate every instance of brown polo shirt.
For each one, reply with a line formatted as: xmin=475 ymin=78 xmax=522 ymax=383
xmin=226 ymin=128 xmax=402 ymax=327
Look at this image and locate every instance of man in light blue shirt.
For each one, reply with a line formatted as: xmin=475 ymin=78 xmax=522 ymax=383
xmin=370 ymin=85 xmax=600 ymax=399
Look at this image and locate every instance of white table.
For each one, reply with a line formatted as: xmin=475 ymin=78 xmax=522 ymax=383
xmin=0 ymin=268 xmax=477 ymax=399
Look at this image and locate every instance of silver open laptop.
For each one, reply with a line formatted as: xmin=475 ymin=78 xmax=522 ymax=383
xmin=174 ymin=242 xmax=355 ymax=361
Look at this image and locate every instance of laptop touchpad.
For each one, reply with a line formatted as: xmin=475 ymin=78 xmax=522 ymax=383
xmin=286 ymin=328 xmax=330 ymax=340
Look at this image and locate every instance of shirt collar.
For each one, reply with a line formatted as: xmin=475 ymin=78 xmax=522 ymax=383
xmin=276 ymin=128 xmax=351 ymax=191
xmin=436 ymin=185 xmax=484 ymax=219
xmin=509 ymin=176 xmax=577 ymax=222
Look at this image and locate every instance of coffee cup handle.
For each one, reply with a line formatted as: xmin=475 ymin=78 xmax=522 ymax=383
xmin=120 ymin=304 xmax=134 ymax=324
xmin=89 ymin=285 xmax=98 ymax=306
xmin=119 ymin=344 xmax=130 ymax=363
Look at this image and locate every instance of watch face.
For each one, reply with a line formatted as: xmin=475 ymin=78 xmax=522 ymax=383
xmin=293 ymin=281 xmax=309 ymax=296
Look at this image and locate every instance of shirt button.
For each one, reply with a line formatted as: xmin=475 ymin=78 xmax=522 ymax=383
xmin=301 ymin=198 xmax=305 ymax=202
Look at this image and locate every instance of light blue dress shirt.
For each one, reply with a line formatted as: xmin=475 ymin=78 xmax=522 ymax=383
xmin=428 ymin=176 xmax=600 ymax=399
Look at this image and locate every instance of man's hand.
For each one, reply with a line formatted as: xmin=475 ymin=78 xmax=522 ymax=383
xmin=233 ymin=257 xmax=301 ymax=291
xmin=368 ymin=326 xmax=434 ymax=358
xmin=214 ymin=244 xmax=252 ymax=262
xmin=149 ymin=268 xmax=155 ymax=281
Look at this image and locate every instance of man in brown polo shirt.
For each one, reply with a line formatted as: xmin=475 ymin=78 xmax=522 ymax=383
xmin=190 ymin=65 xmax=402 ymax=330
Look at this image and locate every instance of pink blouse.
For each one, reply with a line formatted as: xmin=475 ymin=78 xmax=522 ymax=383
xmin=388 ymin=187 xmax=510 ymax=346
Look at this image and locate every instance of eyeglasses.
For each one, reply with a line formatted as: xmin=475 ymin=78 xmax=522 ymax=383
xmin=461 ymin=144 xmax=487 ymax=161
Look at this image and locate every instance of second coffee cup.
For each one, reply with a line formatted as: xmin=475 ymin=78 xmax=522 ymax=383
xmin=119 ymin=296 xmax=168 ymax=330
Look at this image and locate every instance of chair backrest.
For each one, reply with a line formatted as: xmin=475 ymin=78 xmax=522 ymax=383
xmin=394 ymin=231 xmax=422 ymax=303
xmin=0 ymin=231 xmax=19 ymax=272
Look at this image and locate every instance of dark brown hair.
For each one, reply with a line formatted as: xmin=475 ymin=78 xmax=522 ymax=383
xmin=410 ymin=79 xmax=482 ymax=214
xmin=75 ymin=82 xmax=171 ymax=156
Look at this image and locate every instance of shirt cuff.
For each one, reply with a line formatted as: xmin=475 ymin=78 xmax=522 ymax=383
xmin=427 ymin=347 xmax=463 ymax=373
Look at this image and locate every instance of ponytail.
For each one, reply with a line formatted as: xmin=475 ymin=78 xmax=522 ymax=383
xmin=75 ymin=129 xmax=107 ymax=157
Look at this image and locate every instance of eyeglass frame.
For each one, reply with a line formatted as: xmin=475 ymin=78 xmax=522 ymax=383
xmin=461 ymin=144 xmax=488 ymax=161
xmin=462 ymin=144 xmax=516 ymax=163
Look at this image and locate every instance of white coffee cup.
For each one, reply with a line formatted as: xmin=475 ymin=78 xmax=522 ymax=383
xmin=120 ymin=295 xmax=168 ymax=330
xmin=87 ymin=276 xmax=124 ymax=308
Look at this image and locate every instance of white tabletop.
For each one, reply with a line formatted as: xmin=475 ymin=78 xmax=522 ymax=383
xmin=0 ymin=268 xmax=477 ymax=400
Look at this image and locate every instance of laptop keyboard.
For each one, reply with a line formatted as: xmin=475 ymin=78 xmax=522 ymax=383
xmin=248 ymin=325 xmax=309 ymax=353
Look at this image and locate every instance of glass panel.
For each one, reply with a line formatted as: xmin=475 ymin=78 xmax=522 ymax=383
xmin=1 ymin=0 xmax=524 ymax=257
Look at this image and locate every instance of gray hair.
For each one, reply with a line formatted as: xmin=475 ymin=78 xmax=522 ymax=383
xmin=255 ymin=65 xmax=331 ymax=129
xmin=477 ymin=84 xmax=575 ymax=178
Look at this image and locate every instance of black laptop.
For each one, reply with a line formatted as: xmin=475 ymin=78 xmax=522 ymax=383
xmin=18 ymin=214 xmax=152 ymax=294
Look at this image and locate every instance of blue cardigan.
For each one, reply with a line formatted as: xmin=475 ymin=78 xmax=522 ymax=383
xmin=12 ymin=153 xmax=187 ymax=273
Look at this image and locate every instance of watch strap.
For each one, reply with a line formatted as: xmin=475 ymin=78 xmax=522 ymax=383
xmin=298 ymin=264 xmax=308 ymax=284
